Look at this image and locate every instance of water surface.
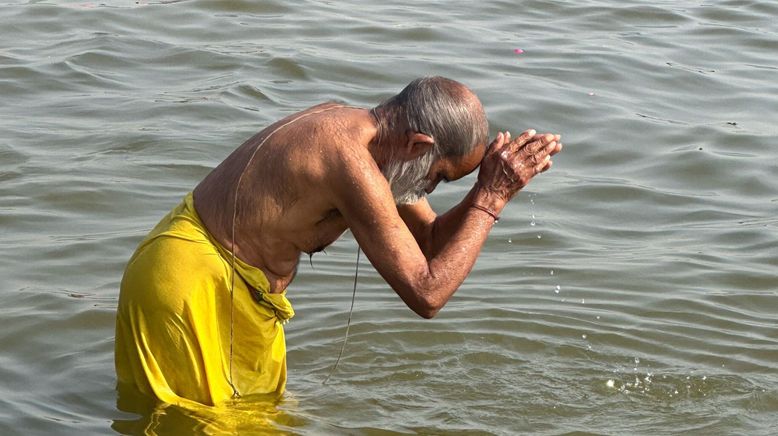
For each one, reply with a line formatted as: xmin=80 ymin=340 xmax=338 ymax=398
xmin=1 ymin=0 xmax=777 ymax=434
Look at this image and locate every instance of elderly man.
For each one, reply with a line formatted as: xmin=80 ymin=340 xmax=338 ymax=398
xmin=115 ymin=76 xmax=562 ymax=407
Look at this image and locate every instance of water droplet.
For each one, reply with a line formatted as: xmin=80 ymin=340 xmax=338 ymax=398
xmin=537 ymin=235 xmax=542 ymax=239
xmin=634 ymin=357 xmax=640 ymax=365
xmin=606 ymin=380 xmax=615 ymax=388
xmin=507 ymin=238 xmax=512 ymax=243
xmin=596 ymin=315 xmax=601 ymax=320
xmin=530 ymin=220 xmax=536 ymax=226
xmin=581 ymin=299 xmax=585 ymax=304
xmin=554 ymin=285 xmax=561 ymax=293
xmin=581 ymin=334 xmax=587 ymax=339
xmin=550 ymin=269 xmax=554 ymax=276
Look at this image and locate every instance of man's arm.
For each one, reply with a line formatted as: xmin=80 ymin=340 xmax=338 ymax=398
xmin=397 ymin=189 xmax=487 ymax=261
xmin=327 ymin=130 xmax=559 ymax=318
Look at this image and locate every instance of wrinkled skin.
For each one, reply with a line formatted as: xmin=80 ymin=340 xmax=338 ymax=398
xmin=194 ymin=100 xmax=562 ymax=319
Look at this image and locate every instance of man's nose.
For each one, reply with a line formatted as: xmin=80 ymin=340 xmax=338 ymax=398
xmin=425 ymin=178 xmax=441 ymax=194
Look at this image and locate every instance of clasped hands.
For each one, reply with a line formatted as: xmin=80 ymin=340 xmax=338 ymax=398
xmin=477 ymin=129 xmax=563 ymax=205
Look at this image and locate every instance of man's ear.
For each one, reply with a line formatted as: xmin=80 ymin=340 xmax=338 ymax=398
xmin=403 ymin=131 xmax=435 ymax=160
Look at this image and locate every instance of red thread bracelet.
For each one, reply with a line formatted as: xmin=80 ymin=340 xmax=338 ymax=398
xmin=470 ymin=204 xmax=500 ymax=223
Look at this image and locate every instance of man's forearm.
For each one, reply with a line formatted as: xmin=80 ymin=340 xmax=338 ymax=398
xmin=426 ymin=183 xmax=505 ymax=258
xmin=408 ymin=188 xmax=504 ymax=318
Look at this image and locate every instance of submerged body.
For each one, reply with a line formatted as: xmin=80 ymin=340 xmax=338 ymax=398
xmin=116 ymin=77 xmax=562 ymax=406
xmin=116 ymin=194 xmax=292 ymax=406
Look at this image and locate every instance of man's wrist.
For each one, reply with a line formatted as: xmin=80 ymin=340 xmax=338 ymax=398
xmin=472 ymin=182 xmax=507 ymax=216
xmin=470 ymin=203 xmax=500 ymax=222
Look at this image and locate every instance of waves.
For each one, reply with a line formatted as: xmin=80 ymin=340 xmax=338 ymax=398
xmin=0 ymin=0 xmax=776 ymax=433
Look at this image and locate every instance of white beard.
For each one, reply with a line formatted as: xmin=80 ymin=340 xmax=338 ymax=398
xmin=381 ymin=150 xmax=436 ymax=205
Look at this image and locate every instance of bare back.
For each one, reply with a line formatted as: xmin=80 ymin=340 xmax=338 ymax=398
xmin=193 ymin=103 xmax=379 ymax=293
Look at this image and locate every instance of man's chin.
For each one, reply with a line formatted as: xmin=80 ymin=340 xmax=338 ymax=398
xmin=395 ymin=190 xmax=427 ymax=205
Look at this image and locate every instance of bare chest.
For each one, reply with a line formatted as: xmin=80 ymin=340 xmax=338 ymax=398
xmin=296 ymin=208 xmax=348 ymax=255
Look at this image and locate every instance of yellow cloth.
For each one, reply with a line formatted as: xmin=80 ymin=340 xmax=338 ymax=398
xmin=115 ymin=192 xmax=294 ymax=407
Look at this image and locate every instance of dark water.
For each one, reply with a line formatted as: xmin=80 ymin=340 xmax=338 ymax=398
xmin=1 ymin=0 xmax=777 ymax=434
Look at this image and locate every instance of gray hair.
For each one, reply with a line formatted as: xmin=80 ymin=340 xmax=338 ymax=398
xmin=381 ymin=148 xmax=436 ymax=205
xmin=377 ymin=76 xmax=488 ymax=159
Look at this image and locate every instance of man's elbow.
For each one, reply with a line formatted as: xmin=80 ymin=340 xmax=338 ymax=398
xmin=415 ymin=307 xmax=440 ymax=319
xmin=397 ymin=274 xmax=449 ymax=319
xmin=412 ymin=296 xmax=443 ymax=319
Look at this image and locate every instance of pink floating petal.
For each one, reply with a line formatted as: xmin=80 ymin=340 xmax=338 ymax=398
xmin=513 ymin=48 xmax=524 ymax=54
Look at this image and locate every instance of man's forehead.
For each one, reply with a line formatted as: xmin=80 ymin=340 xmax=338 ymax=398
xmin=463 ymin=142 xmax=487 ymax=166
xmin=448 ymin=142 xmax=486 ymax=179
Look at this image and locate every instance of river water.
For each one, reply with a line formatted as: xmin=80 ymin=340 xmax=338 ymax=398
xmin=1 ymin=0 xmax=776 ymax=434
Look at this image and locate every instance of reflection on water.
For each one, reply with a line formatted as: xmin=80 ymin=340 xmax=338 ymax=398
xmin=1 ymin=0 xmax=777 ymax=434
xmin=114 ymin=383 xmax=306 ymax=435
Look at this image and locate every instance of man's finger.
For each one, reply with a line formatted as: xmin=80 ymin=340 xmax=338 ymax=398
xmin=488 ymin=132 xmax=506 ymax=153
xmin=533 ymin=142 xmax=553 ymax=165
xmin=498 ymin=130 xmax=523 ymax=156
xmin=522 ymin=133 xmax=553 ymax=154
xmin=536 ymin=158 xmax=553 ymax=173
xmin=550 ymin=142 xmax=563 ymax=156
xmin=509 ymin=129 xmax=536 ymax=150
xmin=533 ymin=142 xmax=557 ymax=163
xmin=529 ymin=132 xmax=560 ymax=142
xmin=543 ymin=140 xmax=560 ymax=156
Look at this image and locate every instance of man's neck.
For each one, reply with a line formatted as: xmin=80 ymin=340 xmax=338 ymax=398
xmin=367 ymin=107 xmax=404 ymax=169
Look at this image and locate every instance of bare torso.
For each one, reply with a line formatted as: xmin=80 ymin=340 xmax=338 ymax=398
xmin=189 ymin=96 xmax=561 ymax=318
xmin=193 ymin=103 xmax=377 ymax=293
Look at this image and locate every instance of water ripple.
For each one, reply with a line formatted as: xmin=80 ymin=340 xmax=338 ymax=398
xmin=1 ymin=0 xmax=777 ymax=434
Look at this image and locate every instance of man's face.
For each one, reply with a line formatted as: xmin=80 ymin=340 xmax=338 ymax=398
xmin=422 ymin=142 xmax=487 ymax=194
xmin=381 ymin=148 xmax=436 ymax=205
xmin=382 ymin=142 xmax=486 ymax=205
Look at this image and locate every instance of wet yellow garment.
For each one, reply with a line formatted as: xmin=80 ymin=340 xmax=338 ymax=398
xmin=115 ymin=193 xmax=294 ymax=407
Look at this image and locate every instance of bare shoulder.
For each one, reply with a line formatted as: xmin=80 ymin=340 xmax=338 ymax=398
xmin=296 ymin=106 xmax=379 ymax=186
